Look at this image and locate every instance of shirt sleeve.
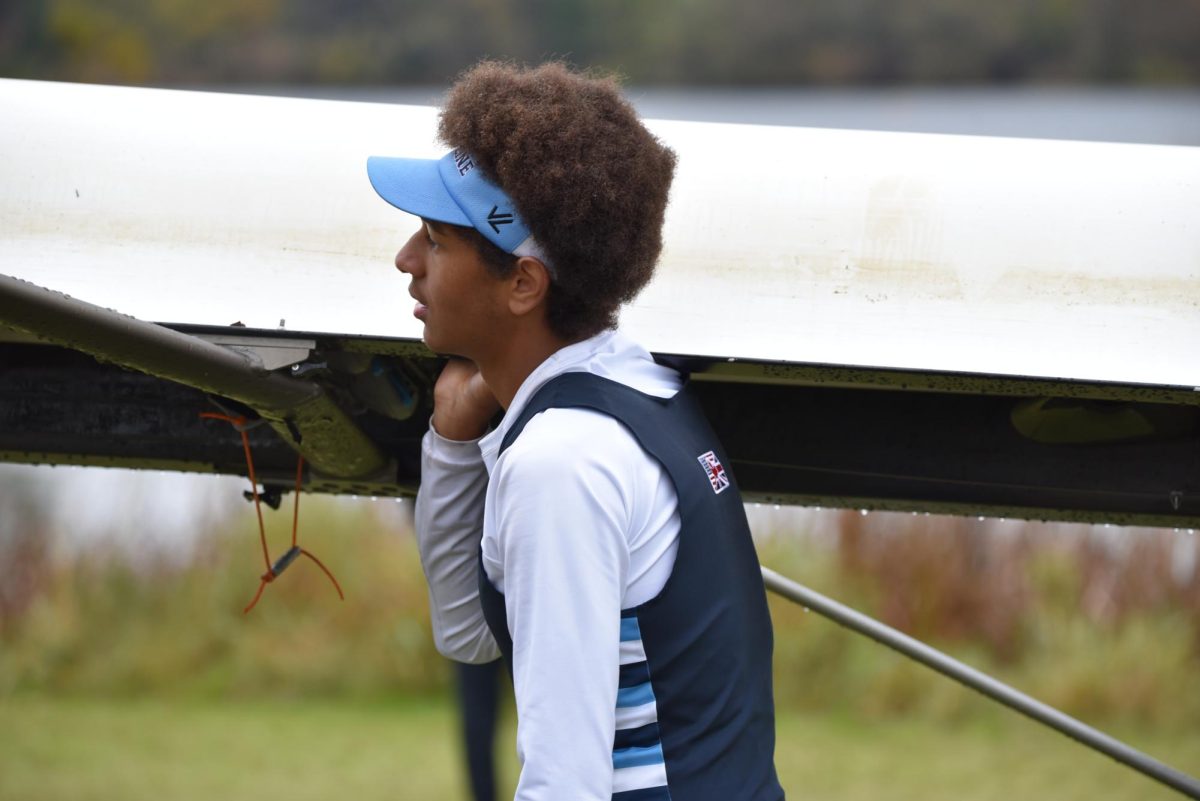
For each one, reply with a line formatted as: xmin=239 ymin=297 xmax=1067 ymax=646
xmin=490 ymin=410 xmax=634 ymax=801
xmin=413 ymin=422 xmax=501 ymax=664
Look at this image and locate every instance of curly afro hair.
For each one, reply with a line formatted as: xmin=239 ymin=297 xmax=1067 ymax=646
xmin=438 ymin=61 xmax=677 ymax=341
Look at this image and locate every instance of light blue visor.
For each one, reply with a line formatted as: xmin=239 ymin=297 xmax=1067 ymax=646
xmin=367 ymin=150 xmax=534 ymax=254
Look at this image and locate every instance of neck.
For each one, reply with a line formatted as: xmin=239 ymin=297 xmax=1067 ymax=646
xmin=475 ymin=326 xmax=581 ymax=410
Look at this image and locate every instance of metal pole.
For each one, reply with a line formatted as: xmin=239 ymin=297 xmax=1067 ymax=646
xmin=761 ymin=566 xmax=1200 ymax=800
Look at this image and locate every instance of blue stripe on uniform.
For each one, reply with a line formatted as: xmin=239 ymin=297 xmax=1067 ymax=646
xmin=616 ymin=681 xmax=655 ymax=708
xmin=613 ymin=743 xmax=665 ymax=770
xmin=619 ymin=660 xmax=651 ymax=688
xmin=620 ymin=616 xmax=642 ymax=642
xmin=613 ymin=721 xmax=661 ymax=750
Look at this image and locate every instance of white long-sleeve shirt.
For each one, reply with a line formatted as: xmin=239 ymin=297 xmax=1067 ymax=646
xmin=414 ymin=329 xmax=683 ymax=800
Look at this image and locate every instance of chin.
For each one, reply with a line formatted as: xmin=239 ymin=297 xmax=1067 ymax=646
xmin=421 ymin=331 xmax=455 ymax=358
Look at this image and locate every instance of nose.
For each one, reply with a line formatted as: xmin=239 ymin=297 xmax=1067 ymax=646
xmin=394 ymin=227 xmax=426 ymax=276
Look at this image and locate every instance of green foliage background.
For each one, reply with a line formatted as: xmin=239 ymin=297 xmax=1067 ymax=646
xmin=1 ymin=475 xmax=1198 ymax=797
xmin=2 ymin=492 xmax=1197 ymax=733
xmin=2 ymin=0 xmax=1199 ymax=86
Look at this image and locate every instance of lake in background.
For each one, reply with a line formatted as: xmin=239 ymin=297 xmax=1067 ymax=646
xmin=237 ymin=85 xmax=1200 ymax=145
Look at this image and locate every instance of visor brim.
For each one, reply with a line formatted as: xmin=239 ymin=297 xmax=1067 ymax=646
xmin=366 ymin=156 xmax=472 ymax=227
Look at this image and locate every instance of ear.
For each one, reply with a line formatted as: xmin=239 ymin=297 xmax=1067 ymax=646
xmin=506 ymin=256 xmax=553 ymax=317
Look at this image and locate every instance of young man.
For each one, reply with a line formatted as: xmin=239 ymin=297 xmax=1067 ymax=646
xmin=367 ymin=61 xmax=784 ymax=801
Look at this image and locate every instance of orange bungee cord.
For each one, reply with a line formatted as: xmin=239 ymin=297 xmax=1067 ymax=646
xmin=200 ymin=412 xmax=344 ymax=613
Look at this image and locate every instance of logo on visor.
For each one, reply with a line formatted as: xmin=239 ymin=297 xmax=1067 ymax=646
xmin=487 ymin=206 xmax=514 ymax=234
xmin=453 ymin=149 xmax=475 ymax=176
xmin=697 ymin=450 xmax=730 ymax=494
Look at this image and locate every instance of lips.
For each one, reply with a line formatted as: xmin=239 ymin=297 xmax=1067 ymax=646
xmin=409 ymin=287 xmax=428 ymax=321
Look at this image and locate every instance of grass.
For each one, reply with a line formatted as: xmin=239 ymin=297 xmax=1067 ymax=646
xmin=2 ymin=693 xmax=1197 ymax=801
xmin=3 ymin=493 xmax=1198 ymax=798
xmin=0 ymin=694 xmax=513 ymax=801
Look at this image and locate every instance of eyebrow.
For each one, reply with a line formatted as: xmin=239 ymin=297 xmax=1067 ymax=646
xmin=423 ymin=219 xmax=447 ymax=236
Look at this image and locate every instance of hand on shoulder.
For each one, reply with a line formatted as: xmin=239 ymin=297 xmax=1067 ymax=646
xmin=431 ymin=358 xmax=501 ymax=441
